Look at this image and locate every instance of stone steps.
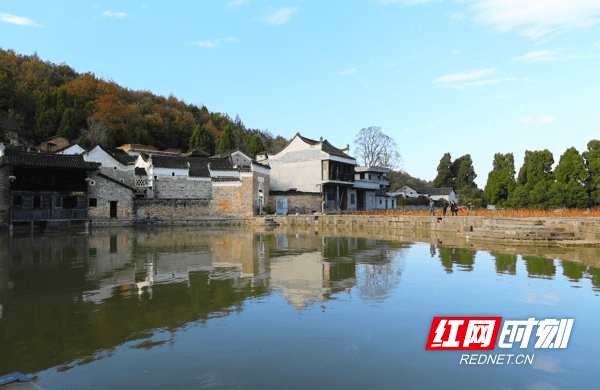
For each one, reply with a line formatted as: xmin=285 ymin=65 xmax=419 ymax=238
xmin=469 ymin=226 xmax=578 ymax=241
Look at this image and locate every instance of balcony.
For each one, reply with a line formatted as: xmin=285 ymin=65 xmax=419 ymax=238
xmin=326 ymin=172 xmax=354 ymax=183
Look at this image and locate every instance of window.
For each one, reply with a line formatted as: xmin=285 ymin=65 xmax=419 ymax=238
xmin=13 ymin=196 xmax=22 ymax=206
xmin=360 ymin=173 xmax=364 ymax=179
xmin=63 ymin=196 xmax=77 ymax=209
xmin=89 ymin=198 xmax=98 ymax=207
xmin=172 ymin=172 xmax=175 ymax=176
xmin=33 ymin=196 xmax=41 ymax=208
xmin=351 ymin=194 xmax=355 ymax=205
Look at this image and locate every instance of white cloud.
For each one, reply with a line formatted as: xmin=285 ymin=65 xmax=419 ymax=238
xmin=520 ymin=116 xmax=533 ymax=123
xmin=103 ymin=10 xmax=127 ymax=18
xmin=433 ymin=68 xmax=495 ymax=83
xmin=0 ymin=13 xmax=42 ymax=27
xmin=192 ymin=37 xmax=238 ymax=48
xmin=450 ymin=12 xmax=465 ymax=20
xmin=470 ymin=0 xmax=600 ymax=38
xmin=514 ymin=50 xmax=556 ymax=61
xmin=363 ymin=83 xmax=370 ymax=89
xmin=339 ymin=68 xmax=357 ymax=75
xmin=262 ymin=7 xmax=300 ymax=25
xmin=227 ymin=0 xmax=249 ymax=10
xmin=451 ymin=50 xmax=461 ymax=55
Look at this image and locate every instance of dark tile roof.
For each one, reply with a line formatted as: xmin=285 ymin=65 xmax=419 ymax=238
xmin=143 ymin=155 xmax=234 ymax=177
xmin=135 ymin=167 xmax=147 ymax=176
xmin=207 ymin=157 xmax=235 ymax=171
xmin=189 ymin=162 xmax=210 ymax=178
xmin=1 ymin=149 xmax=100 ymax=170
xmin=321 ymin=140 xmax=352 ymax=159
xmin=291 ymin=133 xmax=354 ymax=160
xmin=89 ymin=144 xmax=136 ymax=165
xmin=182 ymin=149 xmax=210 ymax=158
xmin=211 ymin=177 xmax=240 ymax=182
xmin=150 ymin=155 xmax=190 ymax=169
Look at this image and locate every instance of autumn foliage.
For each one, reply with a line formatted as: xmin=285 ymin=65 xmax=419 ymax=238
xmin=0 ymin=49 xmax=286 ymax=154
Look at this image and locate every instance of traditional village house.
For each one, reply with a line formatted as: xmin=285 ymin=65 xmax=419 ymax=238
xmin=83 ymin=144 xmax=137 ymax=188
xmin=397 ymin=185 xmax=457 ymax=204
xmin=0 ymin=144 xmax=100 ymax=227
xmin=134 ymin=150 xmax=270 ymax=217
xmin=256 ymin=133 xmax=355 ymax=214
xmin=54 ymin=142 xmax=86 ymax=155
xmin=353 ymin=165 xmax=395 ymax=210
xmin=37 ymin=135 xmax=70 ymax=152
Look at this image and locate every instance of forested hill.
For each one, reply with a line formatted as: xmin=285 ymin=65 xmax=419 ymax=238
xmin=0 ymin=49 xmax=288 ymax=155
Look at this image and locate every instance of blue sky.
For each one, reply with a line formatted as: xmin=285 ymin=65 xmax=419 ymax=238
xmin=2 ymin=1 xmax=600 ymax=188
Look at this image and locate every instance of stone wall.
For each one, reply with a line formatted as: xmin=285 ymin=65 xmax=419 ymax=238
xmin=268 ymin=192 xmax=322 ymax=214
xmin=88 ymin=173 xmax=134 ymax=220
xmin=154 ymin=175 xmax=211 ymax=199
xmin=134 ymin=198 xmax=212 ymax=220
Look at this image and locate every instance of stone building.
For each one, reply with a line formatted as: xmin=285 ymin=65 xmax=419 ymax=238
xmin=87 ymin=172 xmax=135 ymax=220
xmin=353 ymin=165 xmax=395 ymax=210
xmin=0 ymin=144 xmax=99 ymax=226
xmin=83 ymin=144 xmax=137 ymax=188
xmin=256 ymin=133 xmax=356 ymax=214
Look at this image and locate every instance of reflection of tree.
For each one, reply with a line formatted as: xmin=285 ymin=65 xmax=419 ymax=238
xmin=523 ymin=256 xmax=555 ymax=279
xmin=561 ymin=261 xmax=587 ymax=281
xmin=437 ymin=246 xmax=476 ymax=273
xmin=492 ymin=253 xmax=517 ymax=275
xmin=357 ymin=263 xmax=402 ymax=303
xmin=587 ymin=267 xmax=600 ymax=291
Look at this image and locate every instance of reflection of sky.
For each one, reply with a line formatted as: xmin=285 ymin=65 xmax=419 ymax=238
xmin=5 ymin=233 xmax=600 ymax=389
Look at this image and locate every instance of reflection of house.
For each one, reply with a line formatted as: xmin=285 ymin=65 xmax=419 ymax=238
xmin=0 ymin=144 xmax=100 ymax=225
xmin=396 ymin=185 xmax=457 ymax=203
xmin=353 ymin=165 xmax=395 ymax=210
xmin=257 ymin=133 xmax=355 ymax=213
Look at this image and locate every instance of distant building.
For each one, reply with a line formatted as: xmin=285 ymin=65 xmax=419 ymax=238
xmin=353 ymin=165 xmax=395 ymax=210
xmin=38 ymin=135 xmax=70 ymax=152
xmin=396 ymin=185 xmax=457 ymax=203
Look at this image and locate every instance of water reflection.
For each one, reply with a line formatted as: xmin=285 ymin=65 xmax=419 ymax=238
xmin=2 ymin=226 xmax=600 ymax=387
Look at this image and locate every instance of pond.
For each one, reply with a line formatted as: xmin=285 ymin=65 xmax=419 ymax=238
xmin=1 ymin=226 xmax=599 ymax=389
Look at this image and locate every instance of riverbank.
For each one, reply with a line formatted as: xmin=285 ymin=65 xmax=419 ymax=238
xmin=256 ymin=214 xmax=600 ymax=246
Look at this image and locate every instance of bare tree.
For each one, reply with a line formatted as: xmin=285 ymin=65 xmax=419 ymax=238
xmin=353 ymin=126 xmax=401 ymax=169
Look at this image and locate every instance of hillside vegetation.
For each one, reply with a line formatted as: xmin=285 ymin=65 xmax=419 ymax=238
xmin=0 ymin=49 xmax=287 ymax=155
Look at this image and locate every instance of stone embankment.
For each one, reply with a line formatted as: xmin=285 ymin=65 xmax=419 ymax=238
xmin=255 ymin=214 xmax=600 ymax=246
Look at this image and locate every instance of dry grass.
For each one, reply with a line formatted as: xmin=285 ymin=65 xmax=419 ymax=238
xmin=346 ymin=208 xmax=600 ymax=218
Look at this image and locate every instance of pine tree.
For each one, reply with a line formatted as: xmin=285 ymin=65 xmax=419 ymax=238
xmin=433 ymin=153 xmax=453 ymax=187
xmin=215 ymin=125 xmax=236 ymax=155
xmin=189 ymin=124 xmax=216 ymax=155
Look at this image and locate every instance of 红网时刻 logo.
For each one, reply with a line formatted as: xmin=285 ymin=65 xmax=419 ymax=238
xmin=425 ymin=317 xmax=574 ymax=350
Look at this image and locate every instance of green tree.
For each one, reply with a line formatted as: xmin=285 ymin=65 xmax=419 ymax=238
xmin=484 ymin=153 xmax=516 ymax=206
xmin=583 ymin=140 xmax=600 ymax=204
xmin=245 ymin=132 xmax=265 ymax=158
xmin=189 ymin=124 xmax=216 ymax=155
xmin=453 ymin=154 xmax=477 ymax=191
xmin=511 ymin=150 xmax=554 ymax=208
xmin=215 ymin=125 xmax=236 ymax=155
xmin=548 ymin=147 xmax=588 ymax=208
xmin=433 ymin=153 xmax=453 ymax=187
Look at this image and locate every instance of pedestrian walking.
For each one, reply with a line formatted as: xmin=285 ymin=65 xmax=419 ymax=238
xmin=442 ymin=199 xmax=448 ymax=216
xmin=451 ymin=200 xmax=458 ymax=216
xmin=429 ymin=198 xmax=435 ymax=216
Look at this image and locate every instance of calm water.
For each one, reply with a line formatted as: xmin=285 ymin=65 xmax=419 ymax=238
xmin=1 ymin=227 xmax=600 ymax=389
